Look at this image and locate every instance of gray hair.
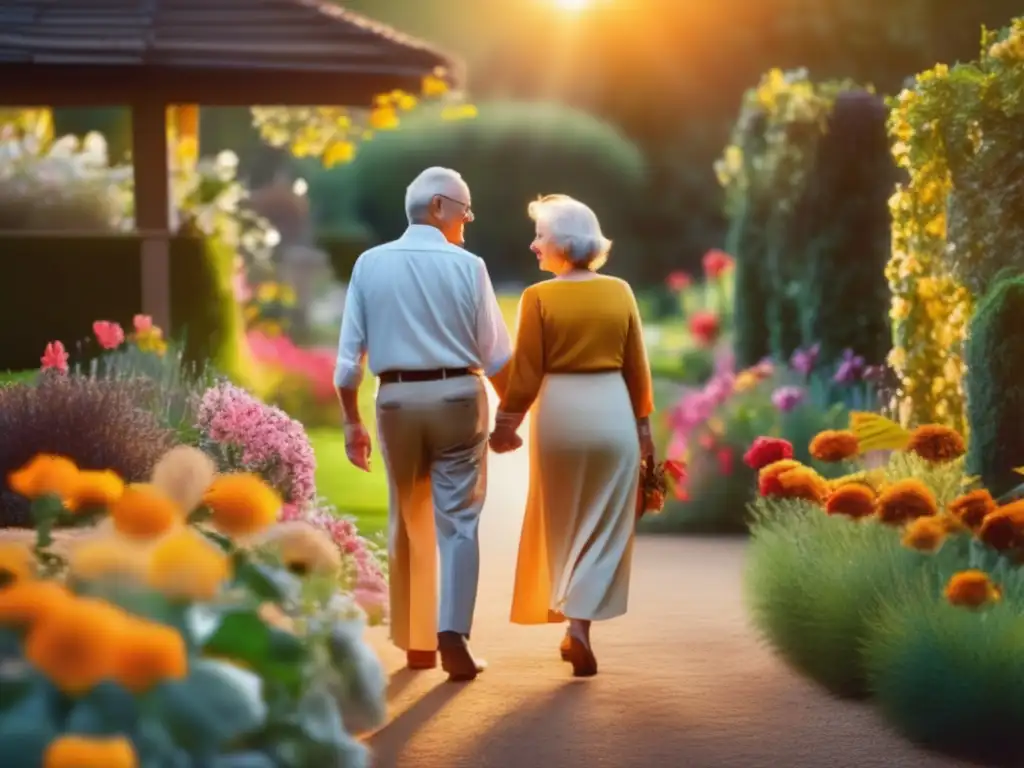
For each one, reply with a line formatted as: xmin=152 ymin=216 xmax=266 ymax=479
xmin=405 ymin=166 xmax=468 ymax=223
xmin=527 ymin=194 xmax=612 ymax=270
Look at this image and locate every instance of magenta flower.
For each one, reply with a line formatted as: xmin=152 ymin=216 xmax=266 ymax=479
xmin=790 ymin=344 xmax=820 ymax=377
xmin=771 ymin=386 xmax=805 ymax=412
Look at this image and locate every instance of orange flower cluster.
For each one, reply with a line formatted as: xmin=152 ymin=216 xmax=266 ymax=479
xmin=809 ymin=430 xmax=860 ymax=462
xmin=758 ymin=460 xmax=830 ymax=503
xmin=907 ymin=424 xmax=966 ymax=463
xmin=824 ymin=483 xmax=876 ymax=519
xmin=945 ymin=570 xmax=1001 ymax=609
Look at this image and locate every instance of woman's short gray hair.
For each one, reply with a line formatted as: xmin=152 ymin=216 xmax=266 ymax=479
xmin=527 ymin=194 xmax=612 ymax=270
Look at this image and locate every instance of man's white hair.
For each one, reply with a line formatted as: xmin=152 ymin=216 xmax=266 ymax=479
xmin=405 ymin=166 xmax=468 ymax=223
xmin=528 ymin=194 xmax=612 ymax=270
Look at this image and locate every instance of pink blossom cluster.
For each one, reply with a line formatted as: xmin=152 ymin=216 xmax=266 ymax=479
xmin=281 ymin=502 xmax=389 ymax=624
xmin=246 ymin=330 xmax=336 ymax=402
xmin=666 ymin=370 xmax=737 ymax=459
xmin=197 ymin=381 xmax=317 ymax=505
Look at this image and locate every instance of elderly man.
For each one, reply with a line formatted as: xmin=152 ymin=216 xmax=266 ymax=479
xmin=334 ymin=167 xmax=513 ymax=682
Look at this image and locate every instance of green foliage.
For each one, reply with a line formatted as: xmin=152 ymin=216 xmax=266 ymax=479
xmin=865 ymin=566 xmax=1024 ymax=762
xmin=322 ymin=101 xmax=648 ymax=283
xmin=793 ymin=92 xmax=894 ymax=368
xmin=315 ymin=226 xmax=375 ymax=283
xmin=964 ymin=274 xmax=1024 ymax=497
xmin=745 ymin=504 xmax=949 ymax=697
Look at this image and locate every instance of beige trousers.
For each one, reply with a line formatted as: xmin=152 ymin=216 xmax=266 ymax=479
xmin=375 ymin=374 xmax=489 ymax=651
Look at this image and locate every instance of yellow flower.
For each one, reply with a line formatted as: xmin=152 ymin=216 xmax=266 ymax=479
xmin=421 ymin=72 xmax=449 ymax=97
xmin=25 ymin=597 xmax=125 ymax=694
xmin=258 ymin=521 xmax=341 ymax=576
xmin=146 ymin=529 xmax=232 ymax=602
xmin=733 ymin=370 xmax=760 ymax=393
xmin=0 ymin=540 xmax=35 ymax=585
xmin=256 ymin=282 xmax=279 ymax=302
xmin=369 ymin=106 xmax=399 ymax=131
xmin=109 ymin=484 xmax=181 ymax=540
xmin=43 ymin=735 xmax=137 ymax=768
xmin=111 ymin=617 xmax=188 ymax=693
xmin=0 ymin=580 xmax=74 ymax=627
xmin=65 ymin=470 xmax=125 ymax=512
xmin=8 ymin=454 xmax=79 ymax=502
xmin=945 ymin=570 xmax=1001 ymax=609
xmin=150 ymin=445 xmax=216 ymax=514
xmin=901 ymin=516 xmax=947 ymax=552
xmin=203 ymin=473 xmax=281 ymax=538
xmin=66 ymin=535 xmax=149 ymax=583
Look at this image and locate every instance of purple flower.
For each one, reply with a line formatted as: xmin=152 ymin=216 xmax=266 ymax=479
xmin=863 ymin=364 xmax=888 ymax=383
xmin=772 ymin=386 xmax=806 ymax=412
xmin=833 ymin=348 xmax=866 ymax=384
xmin=790 ymin=344 xmax=820 ymax=377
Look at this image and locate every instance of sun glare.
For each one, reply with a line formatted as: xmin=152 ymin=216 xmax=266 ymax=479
xmin=551 ymin=0 xmax=592 ymax=10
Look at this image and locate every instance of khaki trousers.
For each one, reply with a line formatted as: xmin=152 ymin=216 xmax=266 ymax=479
xmin=375 ymin=374 xmax=489 ymax=651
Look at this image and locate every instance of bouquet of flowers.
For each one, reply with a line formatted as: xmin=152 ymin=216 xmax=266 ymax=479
xmin=637 ymin=459 xmax=686 ymax=519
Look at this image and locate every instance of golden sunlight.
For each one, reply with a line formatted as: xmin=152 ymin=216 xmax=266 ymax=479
xmin=551 ymin=0 xmax=592 ymax=10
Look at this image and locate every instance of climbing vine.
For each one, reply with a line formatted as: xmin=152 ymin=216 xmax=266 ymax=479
xmin=250 ymin=69 xmax=476 ymax=167
xmin=886 ymin=18 xmax=1024 ymax=432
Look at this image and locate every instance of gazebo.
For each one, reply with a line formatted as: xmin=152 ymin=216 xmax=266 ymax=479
xmin=0 ymin=0 xmax=459 ymax=329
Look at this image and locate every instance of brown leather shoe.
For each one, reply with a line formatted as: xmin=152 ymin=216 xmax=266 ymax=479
xmin=565 ymin=635 xmax=598 ymax=678
xmin=406 ymin=650 xmax=437 ymax=670
xmin=559 ymin=631 xmax=572 ymax=662
xmin=438 ymin=631 xmax=486 ymax=682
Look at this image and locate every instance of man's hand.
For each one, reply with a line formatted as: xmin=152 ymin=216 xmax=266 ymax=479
xmin=344 ymin=422 xmax=372 ymax=471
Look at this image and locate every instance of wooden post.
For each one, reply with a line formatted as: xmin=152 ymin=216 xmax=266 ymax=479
xmin=131 ymin=100 xmax=171 ymax=331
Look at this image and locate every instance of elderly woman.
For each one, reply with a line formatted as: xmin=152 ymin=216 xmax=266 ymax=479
xmin=489 ymin=194 xmax=654 ymax=677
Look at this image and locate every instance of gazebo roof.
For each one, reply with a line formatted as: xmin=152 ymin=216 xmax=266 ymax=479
xmin=0 ymin=0 xmax=460 ymax=105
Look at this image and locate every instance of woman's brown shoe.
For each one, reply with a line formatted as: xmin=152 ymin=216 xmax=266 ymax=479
xmin=565 ymin=635 xmax=598 ymax=677
xmin=559 ymin=632 xmax=572 ymax=662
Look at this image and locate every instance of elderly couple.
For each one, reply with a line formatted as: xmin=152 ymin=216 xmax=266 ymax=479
xmin=334 ymin=167 xmax=654 ymax=681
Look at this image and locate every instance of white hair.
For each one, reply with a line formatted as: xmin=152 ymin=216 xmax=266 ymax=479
xmin=404 ymin=166 xmax=468 ymax=223
xmin=527 ymin=194 xmax=612 ymax=270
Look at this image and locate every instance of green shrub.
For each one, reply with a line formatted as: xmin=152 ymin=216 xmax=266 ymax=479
xmin=744 ymin=505 xmax=941 ymax=697
xmin=964 ymin=274 xmax=1024 ymax=498
xmin=322 ymin=101 xmax=648 ymax=283
xmin=316 ymin=224 xmax=375 ymax=283
xmin=792 ymin=91 xmax=894 ymax=369
xmin=865 ymin=559 xmax=1024 ymax=763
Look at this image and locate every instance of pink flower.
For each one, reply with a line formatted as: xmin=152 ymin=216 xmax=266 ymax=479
xmin=197 ymin=381 xmax=318 ymax=504
xmin=717 ymin=447 xmax=734 ymax=476
xmin=665 ymin=270 xmax=692 ymax=292
xmin=133 ymin=314 xmax=153 ymax=333
xmin=92 ymin=320 xmax=125 ymax=350
xmin=702 ymin=249 xmax=734 ymax=278
xmin=41 ymin=341 xmax=69 ymax=374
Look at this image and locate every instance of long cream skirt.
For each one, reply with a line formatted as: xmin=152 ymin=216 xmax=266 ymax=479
xmin=510 ymin=372 xmax=640 ymax=625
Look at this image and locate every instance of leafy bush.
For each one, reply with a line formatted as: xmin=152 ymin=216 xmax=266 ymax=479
xmin=745 ymin=503 xmax=933 ymax=696
xmin=865 ymin=562 xmax=1024 ymax=762
xmin=964 ymin=274 xmax=1024 ymax=498
xmin=319 ymin=101 xmax=648 ymax=283
xmin=0 ymin=375 xmax=177 ymax=527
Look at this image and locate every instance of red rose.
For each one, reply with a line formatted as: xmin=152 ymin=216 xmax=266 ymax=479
xmin=666 ymin=270 xmax=692 ymax=292
xmin=744 ymin=437 xmax=794 ymax=471
xmin=702 ymin=249 xmax=734 ymax=279
xmin=717 ymin=448 xmax=734 ymax=476
xmin=664 ymin=459 xmax=689 ymax=500
xmin=689 ymin=310 xmax=720 ymax=346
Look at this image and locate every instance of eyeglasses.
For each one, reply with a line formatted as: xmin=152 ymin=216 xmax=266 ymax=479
xmin=436 ymin=194 xmax=474 ymax=221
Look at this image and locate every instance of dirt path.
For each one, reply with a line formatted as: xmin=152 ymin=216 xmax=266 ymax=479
xmin=362 ymin=411 xmax=975 ymax=768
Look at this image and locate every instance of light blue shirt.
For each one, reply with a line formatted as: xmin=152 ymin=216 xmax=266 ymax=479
xmin=334 ymin=225 xmax=513 ymax=389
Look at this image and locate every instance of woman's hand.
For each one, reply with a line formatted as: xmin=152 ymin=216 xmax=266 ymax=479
xmin=637 ymin=417 xmax=655 ymax=464
xmin=490 ymin=411 xmax=525 ymax=454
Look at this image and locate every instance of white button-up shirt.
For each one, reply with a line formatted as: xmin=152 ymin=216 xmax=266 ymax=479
xmin=334 ymin=225 xmax=513 ymax=389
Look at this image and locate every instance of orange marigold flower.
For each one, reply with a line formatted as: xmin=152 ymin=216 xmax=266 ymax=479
xmin=203 ymin=473 xmax=281 ymax=538
xmin=901 ymin=516 xmax=948 ymax=552
xmin=0 ymin=540 xmax=35 ymax=586
xmin=907 ymin=424 xmax=966 ymax=463
xmin=7 ymin=454 xmax=79 ymax=502
xmin=109 ymin=484 xmax=180 ymax=540
xmin=876 ymin=478 xmax=938 ymax=525
xmin=43 ymin=735 xmax=137 ymax=768
xmin=112 ymin=617 xmax=188 ymax=693
xmin=944 ymin=570 xmax=1001 ymax=609
xmin=66 ymin=470 xmax=125 ymax=513
xmin=977 ymin=501 xmax=1024 ymax=552
xmin=825 ymin=483 xmax=876 ymax=519
xmin=0 ymin=580 xmax=74 ymax=626
xmin=775 ymin=465 xmax=830 ymax=503
xmin=809 ymin=430 xmax=860 ymax=462
xmin=948 ymin=489 xmax=996 ymax=530
xmin=146 ymin=528 xmax=232 ymax=602
xmin=25 ymin=597 xmax=126 ymax=694
xmin=757 ymin=459 xmax=803 ymax=496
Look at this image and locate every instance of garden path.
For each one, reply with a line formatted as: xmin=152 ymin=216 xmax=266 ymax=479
xmin=362 ymin=400 xmax=973 ymax=768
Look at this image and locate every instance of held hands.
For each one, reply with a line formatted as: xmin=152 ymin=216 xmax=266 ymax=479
xmin=489 ymin=411 xmax=524 ymax=454
xmin=344 ymin=422 xmax=372 ymax=471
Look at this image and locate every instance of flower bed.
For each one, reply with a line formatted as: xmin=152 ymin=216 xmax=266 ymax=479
xmin=746 ymin=416 xmax=1024 ymax=762
xmin=0 ymin=449 xmax=385 ymax=766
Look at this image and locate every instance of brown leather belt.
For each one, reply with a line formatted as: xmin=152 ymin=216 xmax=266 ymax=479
xmin=378 ymin=367 xmax=478 ymax=385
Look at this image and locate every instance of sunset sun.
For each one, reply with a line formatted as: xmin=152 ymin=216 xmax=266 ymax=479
xmin=551 ymin=0 xmax=592 ymax=10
